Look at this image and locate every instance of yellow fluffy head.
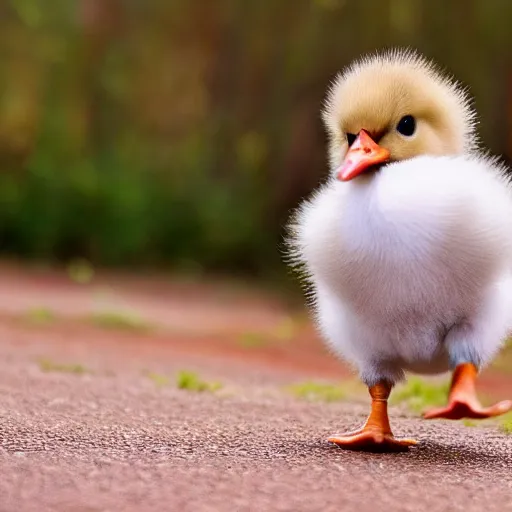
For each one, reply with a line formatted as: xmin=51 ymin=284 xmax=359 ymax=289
xmin=322 ymin=49 xmax=478 ymax=169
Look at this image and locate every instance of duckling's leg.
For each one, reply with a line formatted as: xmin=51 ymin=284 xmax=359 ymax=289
xmin=328 ymin=382 xmax=418 ymax=452
xmin=423 ymin=363 xmax=512 ymax=420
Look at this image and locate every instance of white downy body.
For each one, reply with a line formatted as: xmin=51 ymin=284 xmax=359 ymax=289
xmin=292 ymin=154 xmax=512 ymax=386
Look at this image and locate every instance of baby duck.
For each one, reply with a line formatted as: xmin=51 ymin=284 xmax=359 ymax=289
xmin=289 ymin=49 xmax=512 ymax=451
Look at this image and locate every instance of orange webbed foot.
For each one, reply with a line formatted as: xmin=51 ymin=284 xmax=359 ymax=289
xmin=424 ymin=399 xmax=512 ymax=420
xmin=328 ymin=428 xmax=417 ymax=452
xmin=329 ymin=382 xmax=418 ymax=452
xmin=423 ymin=363 xmax=512 ymax=420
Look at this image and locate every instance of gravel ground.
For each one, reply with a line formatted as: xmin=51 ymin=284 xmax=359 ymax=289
xmin=0 ymin=326 xmax=511 ymax=512
xmin=0 ymin=263 xmax=510 ymax=512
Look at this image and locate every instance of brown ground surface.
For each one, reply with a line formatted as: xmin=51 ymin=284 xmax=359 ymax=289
xmin=0 ymin=261 xmax=511 ymax=512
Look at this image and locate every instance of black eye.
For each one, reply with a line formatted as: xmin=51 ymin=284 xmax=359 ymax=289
xmin=346 ymin=133 xmax=357 ymax=146
xmin=396 ymin=115 xmax=416 ymax=137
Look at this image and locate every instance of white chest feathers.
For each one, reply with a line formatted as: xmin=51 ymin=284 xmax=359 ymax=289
xmin=293 ymin=155 xmax=512 ymax=324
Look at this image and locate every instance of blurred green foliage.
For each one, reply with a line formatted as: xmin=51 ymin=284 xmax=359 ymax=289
xmin=176 ymin=370 xmax=222 ymax=392
xmin=0 ymin=1 xmax=511 ymax=275
xmin=38 ymin=358 xmax=90 ymax=375
xmin=391 ymin=377 xmax=450 ymax=413
xmin=286 ymin=380 xmax=347 ymax=402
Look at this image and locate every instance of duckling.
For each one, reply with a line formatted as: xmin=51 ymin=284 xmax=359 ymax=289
xmin=288 ymin=49 xmax=512 ymax=451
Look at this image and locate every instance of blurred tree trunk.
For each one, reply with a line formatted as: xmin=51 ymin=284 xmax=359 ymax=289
xmin=0 ymin=8 xmax=44 ymax=170
xmin=72 ymin=0 xmax=124 ymax=155
xmin=205 ymin=0 xmax=242 ymax=180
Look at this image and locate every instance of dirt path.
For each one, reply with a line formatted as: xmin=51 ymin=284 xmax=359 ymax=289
xmin=0 ymin=262 xmax=511 ymax=512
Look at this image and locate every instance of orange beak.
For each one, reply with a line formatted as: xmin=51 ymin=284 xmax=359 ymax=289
xmin=336 ymin=130 xmax=390 ymax=181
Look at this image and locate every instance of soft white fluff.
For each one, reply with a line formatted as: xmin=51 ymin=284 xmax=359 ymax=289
xmin=290 ymin=155 xmax=512 ymax=386
xmin=288 ymin=49 xmax=512 ymax=386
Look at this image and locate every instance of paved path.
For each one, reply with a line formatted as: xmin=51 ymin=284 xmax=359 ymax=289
xmin=0 ymin=263 xmax=510 ymax=511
